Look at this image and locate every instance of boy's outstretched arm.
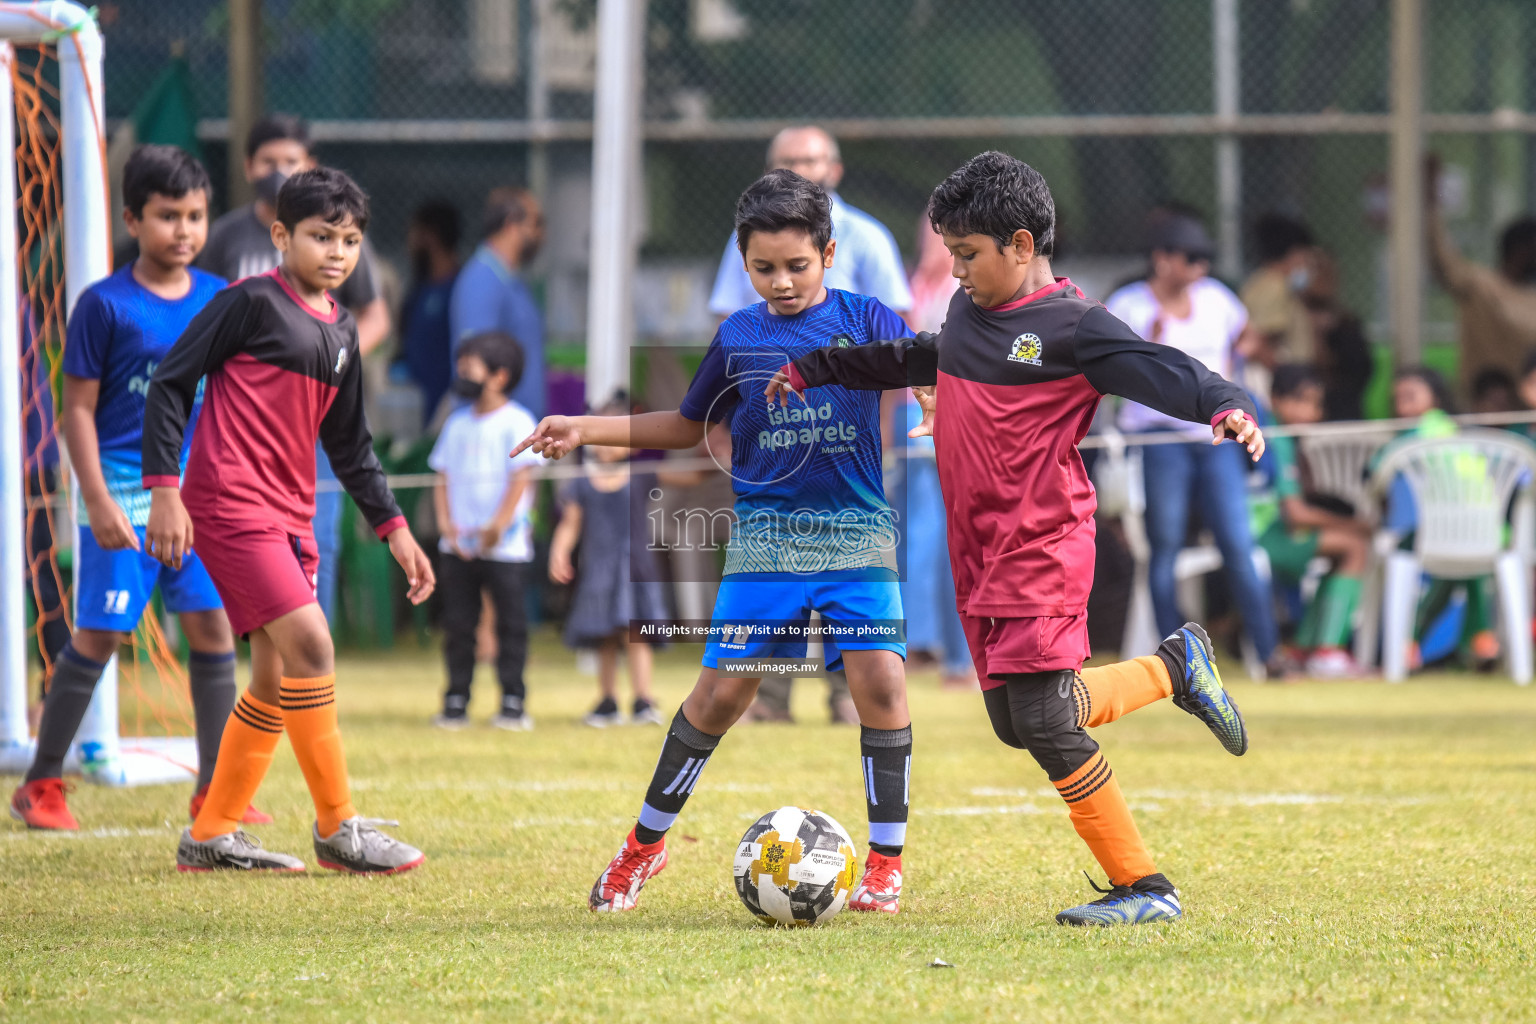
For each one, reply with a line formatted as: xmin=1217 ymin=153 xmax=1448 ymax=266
xmin=766 ymin=332 xmax=940 ymax=407
xmin=513 ymin=410 xmax=708 ymax=461
xmin=1074 ymin=305 xmax=1265 ymax=460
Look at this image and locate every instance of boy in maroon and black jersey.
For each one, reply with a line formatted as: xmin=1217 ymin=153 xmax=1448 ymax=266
xmin=143 ymin=168 xmax=436 ymax=875
xmin=767 ymin=152 xmax=1265 ymax=926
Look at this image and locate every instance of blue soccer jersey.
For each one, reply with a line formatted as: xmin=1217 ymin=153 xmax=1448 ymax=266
xmin=678 ymin=288 xmax=912 ymax=576
xmin=62 ymin=265 xmax=225 ymax=527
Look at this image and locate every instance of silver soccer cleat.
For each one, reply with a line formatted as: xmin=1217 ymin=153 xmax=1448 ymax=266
xmin=313 ymin=817 xmax=426 ymax=875
xmin=176 ymin=827 xmax=306 ymax=873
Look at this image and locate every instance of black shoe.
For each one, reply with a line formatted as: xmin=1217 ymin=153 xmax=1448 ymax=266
xmin=584 ymin=697 xmax=622 ymax=728
xmin=630 ymin=698 xmax=664 ymax=726
xmin=1157 ymin=622 xmax=1249 ymax=756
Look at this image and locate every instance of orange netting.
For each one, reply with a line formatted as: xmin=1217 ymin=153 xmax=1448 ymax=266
xmin=11 ymin=42 xmax=194 ymax=739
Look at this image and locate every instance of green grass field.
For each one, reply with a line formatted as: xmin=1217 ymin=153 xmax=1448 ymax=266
xmin=3 ymin=636 xmax=1534 ymax=1023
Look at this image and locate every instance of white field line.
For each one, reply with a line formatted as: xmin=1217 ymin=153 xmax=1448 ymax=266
xmin=966 ymin=786 xmax=1426 ymax=807
xmin=350 ymin=778 xmax=772 ymax=794
xmin=2 ymin=825 xmax=177 ymax=842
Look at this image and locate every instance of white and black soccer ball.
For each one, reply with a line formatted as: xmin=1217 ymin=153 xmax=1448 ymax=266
xmin=733 ymin=806 xmax=858 ymax=926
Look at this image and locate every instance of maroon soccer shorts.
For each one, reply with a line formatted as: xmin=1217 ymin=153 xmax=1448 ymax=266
xmin=960 ymin=613 xmax=1091 ymax=688
xmin=192 ymin=515 xmax=320 ymax=637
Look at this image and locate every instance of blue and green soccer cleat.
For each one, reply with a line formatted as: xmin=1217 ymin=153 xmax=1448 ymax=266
xmin=1055 ymin=873 xmax=1183 ymax=927
xmin=1160 ymin=622 xmax=1249 ymax=756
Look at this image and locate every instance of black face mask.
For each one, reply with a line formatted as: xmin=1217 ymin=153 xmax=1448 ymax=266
xmin=254 ymin=170 xmax=289 ymax=206
xmin=452 ymin=376 xmax=485 ymax=400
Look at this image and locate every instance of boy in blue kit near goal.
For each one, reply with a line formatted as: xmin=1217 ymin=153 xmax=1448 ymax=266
xmin=10 ymin=146 xmax=263 ymax=831
xmin=515 ymin=170 xmax=914 ymax=917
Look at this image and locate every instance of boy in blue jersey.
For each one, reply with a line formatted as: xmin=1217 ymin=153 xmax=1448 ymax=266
xmin=9 ymin=146 xmax=263 ymax=831
xmin=516 ymin=170 xmax=914 ymax=917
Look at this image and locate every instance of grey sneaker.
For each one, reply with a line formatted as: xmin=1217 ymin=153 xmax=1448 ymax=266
xmin=630 ymin=700 xmax=664 ymax=726
xmin=313 ymin=817 xmax=425 ymax=875
xmin=177 ymin=827 xmax=305 ymax=873
xmin=432 ymin=712 xmax=470 ymax=730
xmin=490 ymin=712 xmax=534 ymax=731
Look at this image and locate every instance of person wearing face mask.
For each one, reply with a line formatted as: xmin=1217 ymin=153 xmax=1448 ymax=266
xmin=449 ymin=187 xmax=547 ymax=419
xmin=1109 ymin=213 xmax=1280 ymax=677
xmin=197 ymin=115 xmax=390 ymax=354
xmin=195 ymin=114 xmax=392 ymax=625
xmin=1240 ymin=213 xmax=1318 ymax=372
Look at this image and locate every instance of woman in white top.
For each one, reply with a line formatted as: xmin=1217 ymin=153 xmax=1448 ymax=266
xmin=1107 ymin=214 xmax=1278 ymax=670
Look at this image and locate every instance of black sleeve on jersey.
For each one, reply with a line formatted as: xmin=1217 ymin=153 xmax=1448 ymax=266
xmin=1073 ymin=305 xmax=1256 ymax=427
xmin=142 ymin=286 xmax=253 ymax=483
xmin=790 ymin=332 xmax=940 ymax=391
xmin=319 ymin=336 xmax=404 ymax=531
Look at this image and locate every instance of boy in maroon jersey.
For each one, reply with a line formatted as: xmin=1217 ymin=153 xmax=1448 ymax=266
xmin=143 ymin=168 xmax=436 ymax=874
xmin=766 ymin=151 xmax=1265 ymax=926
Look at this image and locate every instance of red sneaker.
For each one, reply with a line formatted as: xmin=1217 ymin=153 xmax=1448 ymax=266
xmin=10 ymin=778 xmax=78 ymax=831
xmin=189 ymin=784 xmax=273 ymax=826
xmin=848 ymin=850 xmax=902 ymax=914
xmin=589 ymin=828 xmax=668 ymax=912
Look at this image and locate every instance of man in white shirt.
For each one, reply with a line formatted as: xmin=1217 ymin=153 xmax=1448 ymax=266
xmin=708 ymin=126 xmax=912 ymax=318
xmin=1107 ymin=214 xmax=1279 ymax=673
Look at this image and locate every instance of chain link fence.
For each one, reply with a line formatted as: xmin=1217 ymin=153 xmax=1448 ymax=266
xmin=97 ymin=0 xmax=1536 ymax=359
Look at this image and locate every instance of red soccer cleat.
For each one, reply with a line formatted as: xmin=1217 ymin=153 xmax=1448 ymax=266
xmin=589 ymin=828 xmax=668 ymax=912
xmin=189 ymin=784 xmax=273 ymax=825
xmin=10 ymin=778 xmax=79 ymax=831
xmin=848 ymin=849 xmax=903 ymax=914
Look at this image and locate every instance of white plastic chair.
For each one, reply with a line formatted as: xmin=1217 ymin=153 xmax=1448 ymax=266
xmin=1369 ymin=429 xmax=1536 ymax=684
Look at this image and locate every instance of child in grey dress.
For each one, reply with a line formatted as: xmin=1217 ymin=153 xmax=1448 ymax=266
xmin=549 ymin=441 xmax=669 ymax=726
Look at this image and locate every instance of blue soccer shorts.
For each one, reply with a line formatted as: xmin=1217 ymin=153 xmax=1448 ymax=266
xmin=74 ymin=524 xmax=224 ymax=633
xmin=703 ymin=571 xmax=906 ymax=672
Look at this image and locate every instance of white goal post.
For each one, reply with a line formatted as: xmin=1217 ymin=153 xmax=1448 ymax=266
xmin=0 ymin=2 xmax=194 ymax=784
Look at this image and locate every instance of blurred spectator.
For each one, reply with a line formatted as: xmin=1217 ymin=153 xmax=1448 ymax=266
xmin=1427 ymin=159 xmax=1536 ymax=399
xmin=1299 ymin=249 xmax=1373 ymax=421
xmin=896 ymin=220 xmax=973 ymax=688
xmin=197 ymin=114 xmax=390 ymax=352
xmin=1470 ymin=367 xmax=1519 ymax=416
xmin=1253 ymin=366 xmax=1370 ymax=678
xmin=1514 ymin=353 xmax=1536 ymax=441
xmin=450 ymin=187 xmax=546 ymax=419
xmin=396 ymin=200 xmax=461 ymax=425
xmin=549 ymin=397 xmax=668 ymax=729
xmin=1379 ymin=366 xmax=1499 ymax=670
xmin=707 ymin=126 xmax=912 ymax=319
xmin=1108 ymin=213 xmax=1279 ymax=672
xmin=195 ymin=113 xmax=391 ymax=622
xmin=428 ymin=332 xmax=541 ymax=729
xmin=1241 ymin=213 xmax=1317 ymax=368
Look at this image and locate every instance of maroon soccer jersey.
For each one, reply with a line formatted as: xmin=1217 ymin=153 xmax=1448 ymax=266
xmin=787 ymin=277 xmax=1254 ymax=620
xmin=142 ymin=268 xmax=405 ymax=539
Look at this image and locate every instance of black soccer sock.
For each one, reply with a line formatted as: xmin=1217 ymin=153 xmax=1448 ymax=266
xmin=634 ymin=708 xmax=722 ymax=845
xmin=187 ymin=650 xmax=238 ymax=789
xmin=861 ymin=724 xmax=912 ymax=856
xmin=25 ymin=642 xmax=109 ymax=782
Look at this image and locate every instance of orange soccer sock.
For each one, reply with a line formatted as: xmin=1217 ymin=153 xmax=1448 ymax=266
xmin=279 ymin=675 xmax=356 ymax=838
xmin=190 ymin=693 xmax=283 ymax=841
xmin=1078 ymin=656 xmax=1173 ymax=728
xmin=1052 ymin=751 xmax=1157 ymax=887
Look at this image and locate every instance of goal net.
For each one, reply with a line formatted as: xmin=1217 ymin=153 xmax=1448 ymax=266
xmin=1 ymin=2 xmax=198 ymax=785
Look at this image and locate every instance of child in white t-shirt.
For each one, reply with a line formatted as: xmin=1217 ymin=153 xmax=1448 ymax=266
xmin=429 ymin=331 xmax=541 ymax=729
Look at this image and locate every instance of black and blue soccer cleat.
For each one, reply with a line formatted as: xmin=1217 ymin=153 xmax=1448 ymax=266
xmin=1159 ymin=622 xmax=1249 ymax=756
xmin=1055 ymin=873 xmax=1183 ymax=927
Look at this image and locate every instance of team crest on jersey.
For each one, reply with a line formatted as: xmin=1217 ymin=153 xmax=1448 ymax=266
xmin=832 ymin=334 xmax=853 ymax=348
xmin=1008 ymin=332 xmax=1043 ymax=366
xmin=334 ymin=347 xmax=348 ymax=374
